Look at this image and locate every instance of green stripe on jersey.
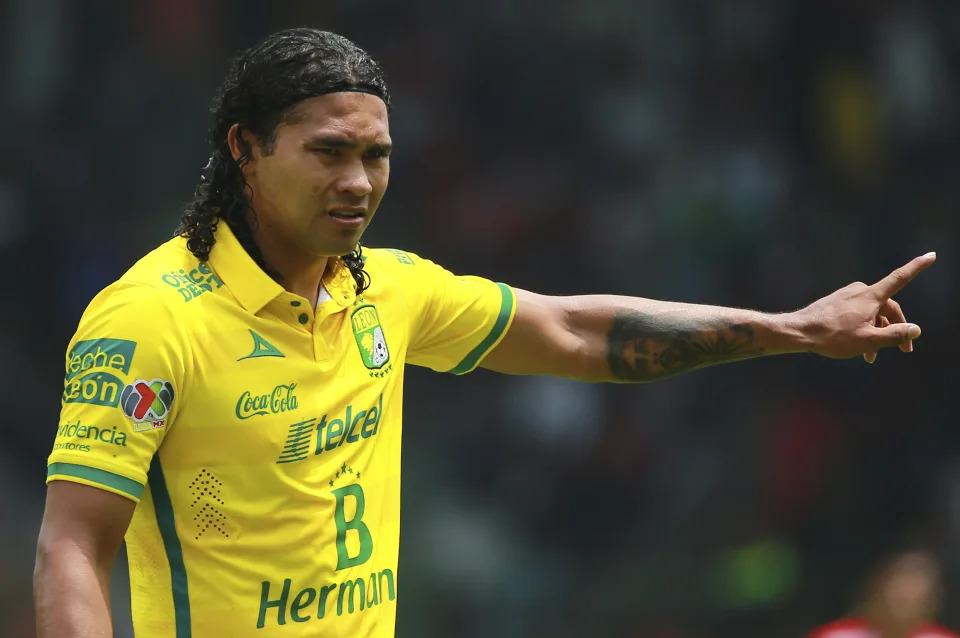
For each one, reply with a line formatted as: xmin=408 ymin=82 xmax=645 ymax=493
xmin=148 ymin=454 xmax=192 ymax=637
xmin=449 ymin=283 xmax=515 ymax=375
xmin=47 ymin=462 xmax=144 ymax=500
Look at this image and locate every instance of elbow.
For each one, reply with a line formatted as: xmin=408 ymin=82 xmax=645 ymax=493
xmin=34 ymin=526 xmax=52 ymax=575
xmin=34 ymin=520 xmax=82 ymax=586
xmin=34 ymin=525 xmax=103 ymax=579
xmin=34 ymin=532 xmax=54 ymax=608
xmin=555 ymin=299 xmax=619 ymax=382
xmin=565 ymin=331 xmax=614 ymax=382
xmin=34 ymin=524 xmax=60 ymax=591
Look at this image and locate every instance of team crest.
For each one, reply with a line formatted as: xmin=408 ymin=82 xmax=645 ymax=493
xmin=350 ymin=305 xmax=389 ymax=369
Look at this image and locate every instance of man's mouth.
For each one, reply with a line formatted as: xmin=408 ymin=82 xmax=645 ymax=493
xmin=326 ymin=207 xmax=367 ymax=227
xmin=328 ymin=207 xmax=366 ymax=220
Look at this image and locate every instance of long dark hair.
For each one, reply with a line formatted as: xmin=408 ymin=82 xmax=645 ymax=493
xmin=176 ymin=28 xmax=391 ymax=294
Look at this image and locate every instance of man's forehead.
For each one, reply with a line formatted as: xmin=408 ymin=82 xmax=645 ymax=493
xmin=289 ymin=93 xmax=389 ymax=137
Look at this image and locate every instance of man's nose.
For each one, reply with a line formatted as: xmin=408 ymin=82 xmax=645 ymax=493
xmin=337 ymin=160 xmax=373 ymax=197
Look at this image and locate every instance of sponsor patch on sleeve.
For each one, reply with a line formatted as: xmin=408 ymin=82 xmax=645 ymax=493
xmin=53 ymin=421 xmax=129 ymax=452
xmin=63 ymin=339 xmax=137 ymax=407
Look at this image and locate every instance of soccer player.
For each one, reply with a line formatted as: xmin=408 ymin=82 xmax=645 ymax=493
xmin=34 ymin=28 xmax=936 ymax=638
xmin=809 ymin=550 xmax=957 ymax=638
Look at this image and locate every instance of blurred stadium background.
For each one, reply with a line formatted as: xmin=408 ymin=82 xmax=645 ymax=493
xmin=2 ymin=1 xmax=959 ymax=636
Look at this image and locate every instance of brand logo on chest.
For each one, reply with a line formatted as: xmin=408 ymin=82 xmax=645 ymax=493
xmin=276 ymin=394 xmax=383 ymax=464
xmin=236 ymin=383 xmax=299 ymax=420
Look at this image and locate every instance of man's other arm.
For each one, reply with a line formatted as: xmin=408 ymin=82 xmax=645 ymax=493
xmin=481 ymin=253 xmax=935 ymax=381
xmin=35 ymin=481 xmax=135 ymax=638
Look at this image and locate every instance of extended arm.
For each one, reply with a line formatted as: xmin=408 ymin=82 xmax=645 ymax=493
xmin=35 ymin=481 xmax=135 ymax=638
xmin=481 ymin=253 xmax=935 ymax=382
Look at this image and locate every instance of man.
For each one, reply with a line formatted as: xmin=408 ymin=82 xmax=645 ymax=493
xmin=34 ymin=28 xmax=935 ymax=638
xmin=809 ymin=550 xmax=957 ymax=638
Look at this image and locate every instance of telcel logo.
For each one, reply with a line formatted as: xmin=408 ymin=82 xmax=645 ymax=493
xmin=236 ymin=383 xmax=299 ymax=420
xmin=63 ymin=339 xmax=136 ymax=407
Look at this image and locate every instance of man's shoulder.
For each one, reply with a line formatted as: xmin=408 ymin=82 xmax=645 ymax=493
xmin=361 ymin=247 xmax=430 ymax=296
xmin=80 ymin=279 xmax=181 ymax=333
xmin=120 ymin=234 xmax=202 ymax=286
xmin=79 ymin=236 xmax=207 ymax=328
xmin=362 ymin=246 xmax=460 ymax=286
xmin=362 ymin=247 xmax=421 ymax=271
xmin=106 ymin=234 xmax=226 ymax=306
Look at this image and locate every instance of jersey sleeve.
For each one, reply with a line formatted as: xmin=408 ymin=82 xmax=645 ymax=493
xmin=48 ymin=282 xmax=190 ymax=502
xmin=396 ymin=251 xmax=516 ymax=374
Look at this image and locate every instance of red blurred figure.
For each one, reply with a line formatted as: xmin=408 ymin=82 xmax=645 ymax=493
xmin=809 ymin=551 xmax=957 ymax=638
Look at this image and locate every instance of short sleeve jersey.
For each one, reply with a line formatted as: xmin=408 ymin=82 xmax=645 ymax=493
xmin=47 ymin=223 xmax=516 ymax=637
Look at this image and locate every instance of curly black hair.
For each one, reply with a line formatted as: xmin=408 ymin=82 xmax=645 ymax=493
xmin=176 ymin=28 xmax=392 ymax=294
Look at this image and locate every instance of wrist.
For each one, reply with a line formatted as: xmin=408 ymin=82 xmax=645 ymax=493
xmin=770 ymin=311 xmax=815 ymax=354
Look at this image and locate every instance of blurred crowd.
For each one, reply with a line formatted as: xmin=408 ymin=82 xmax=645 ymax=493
xmin=2 ymin=1 xmax=959 ymax=636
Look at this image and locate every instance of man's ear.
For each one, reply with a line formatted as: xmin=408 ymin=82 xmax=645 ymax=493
xmin=226 ymin=123 xmax=255 ymax=162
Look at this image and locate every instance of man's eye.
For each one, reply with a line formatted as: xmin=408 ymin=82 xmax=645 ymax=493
xmin=314 ymin=147 xmax=339 ymax=156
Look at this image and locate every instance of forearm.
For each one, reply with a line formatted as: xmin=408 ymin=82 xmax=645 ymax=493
xmin=563 ymin=295 xmax=810 ymax=382
xmin=486 ymin=257 xmax=931 ymax=380
xmin=35 ymin=547 xmax=113 ymax=638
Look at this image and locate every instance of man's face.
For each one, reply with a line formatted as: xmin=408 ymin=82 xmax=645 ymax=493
xmin=238 ymin=92 xmax=391 ymax=259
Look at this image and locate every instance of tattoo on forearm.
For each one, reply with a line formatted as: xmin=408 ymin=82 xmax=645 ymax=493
xmin=606 ymin=311 xmax=765 ymax=381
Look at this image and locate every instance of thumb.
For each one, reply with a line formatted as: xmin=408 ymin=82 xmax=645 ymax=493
xmin=867 ymin=323 xmax=922 ymax=348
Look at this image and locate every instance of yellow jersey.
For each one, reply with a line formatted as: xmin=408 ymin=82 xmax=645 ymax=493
xmin=47 ymin=223 xmax=516 ymax=637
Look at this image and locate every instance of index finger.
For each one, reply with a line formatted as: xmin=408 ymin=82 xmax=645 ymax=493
xmin=872 ymin=252 xmax=937 ymax=298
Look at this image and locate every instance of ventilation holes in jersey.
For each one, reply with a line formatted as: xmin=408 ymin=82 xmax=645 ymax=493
xmin=188 ymin=469 xmax=229 ymax=540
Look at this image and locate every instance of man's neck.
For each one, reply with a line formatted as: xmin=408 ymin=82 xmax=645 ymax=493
xmin=279 ymin=258 xmax=332 ymax=309
xmin=253 ymin=234 xmax=331 ymax=309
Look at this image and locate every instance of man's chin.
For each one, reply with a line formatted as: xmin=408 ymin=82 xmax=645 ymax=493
xmin=314 ymin=241 xmax=361 ymax=259
xmin=311 ymin=217 xmax=370 ymax=255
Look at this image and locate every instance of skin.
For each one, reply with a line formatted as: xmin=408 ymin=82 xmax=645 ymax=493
xmin=35 ymin=483 xmax=133 ymax=638
xmin=34 ymin=91 xmax=937 ymax=637
xmin=481 ymin=255 xmax=935 ymax=380
xmin=227 ymin=92 xmax=392 ymax=304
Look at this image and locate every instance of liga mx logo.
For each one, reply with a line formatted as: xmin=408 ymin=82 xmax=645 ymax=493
xmin=120 ymin=378 xmax=174 ymax=430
